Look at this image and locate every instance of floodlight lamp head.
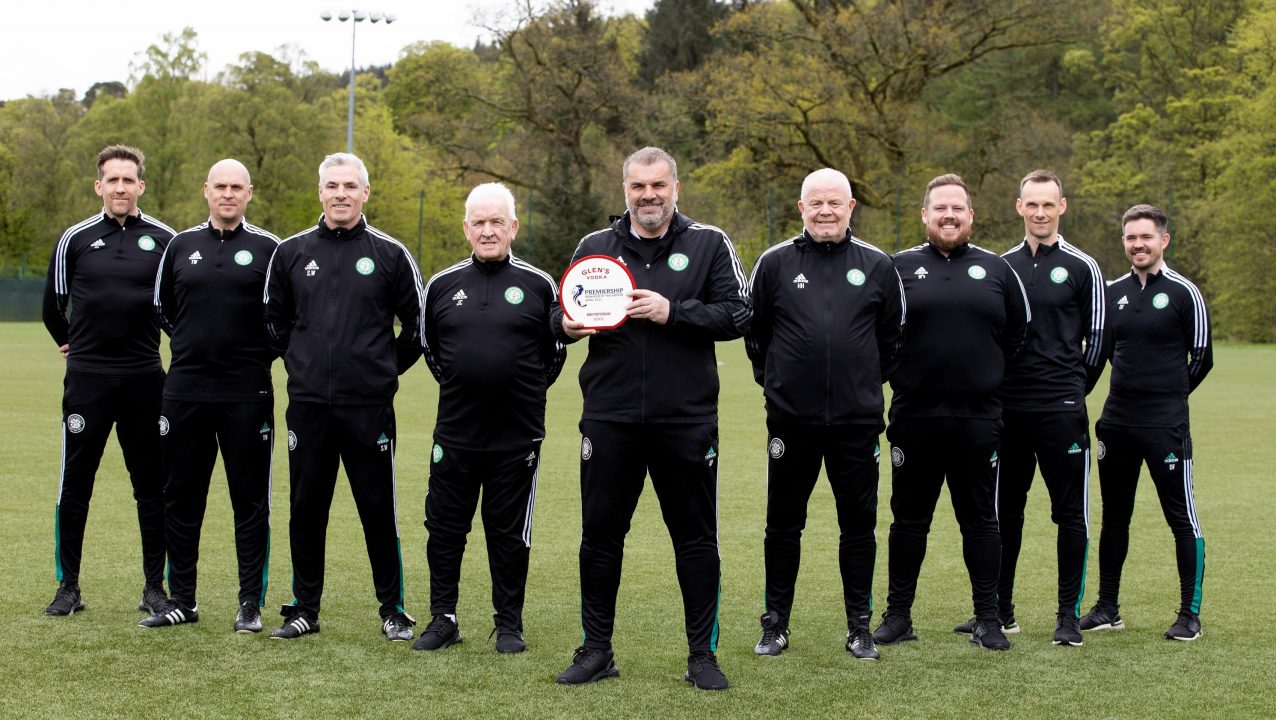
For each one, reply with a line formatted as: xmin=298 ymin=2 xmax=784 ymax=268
xmin=370 ymin=11 xmax=383 ymax=22
xmin=384 ymin=14 xmax=397 ymax=23
xmin=353 ymin=10 xmax=367 ymax=21
xmin=320 ymin=10 xmax=333 ymax=21
xmin=337 ymin=10 xmax=351 ymax=21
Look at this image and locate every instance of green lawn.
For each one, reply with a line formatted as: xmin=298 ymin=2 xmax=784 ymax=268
xmin=1 ymin=323 xmax=1272 ymax=719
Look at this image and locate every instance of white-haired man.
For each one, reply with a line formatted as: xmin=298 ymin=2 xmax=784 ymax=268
xmin=413 ymin=183 xmax=565 ymax=654
xmin=745 ymin=168 xmax=905 ymax=660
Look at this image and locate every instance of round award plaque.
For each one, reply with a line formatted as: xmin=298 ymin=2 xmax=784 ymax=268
xmin=559 ymin=254 xmax=637 ymax=330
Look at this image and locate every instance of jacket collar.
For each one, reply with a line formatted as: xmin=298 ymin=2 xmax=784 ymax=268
xmin=317 ymin=214 xmax=367 ymax=240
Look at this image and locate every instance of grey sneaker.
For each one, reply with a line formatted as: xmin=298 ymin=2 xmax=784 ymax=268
xmin=411 ymin=614 xmax=462 ymax=651
xmin=1079 ymin=604 xmax=1125 ymax=631
xmin=754 ymin=611 xmax=790 ymax=656
xmin=970 ymin=619 xmax=1011 ymax=650
xmin=234 ymin=602 xmax=263 ymax=634
xmin=139 ymin=582 xmax=168 ymax=614
xmin=45 ymin=583 xmax=85 ymax=616
xmin=382 ymin=612 xmax=416 ymax=642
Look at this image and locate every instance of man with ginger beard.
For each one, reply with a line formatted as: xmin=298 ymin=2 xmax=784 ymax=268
xmin=144 ymin=159 xmax=280 ymax=632
xmin=873 ymin=173 xmax=1030 ymax=652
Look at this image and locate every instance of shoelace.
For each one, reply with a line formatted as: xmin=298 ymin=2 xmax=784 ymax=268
xmin=573 ymin=646 xmax=607 ymax=666
xmin=424 ymin=617 xmax=452 ymax=635
xmin=759 ymin=626 xmax=781 ymax=645
xmin=690 ymin=652 xmax=721 ymax=673
xmin=850 ymin=627 xmax=872 ymax=648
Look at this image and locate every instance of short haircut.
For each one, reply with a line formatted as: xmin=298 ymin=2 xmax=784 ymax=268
xmin=465 ymin=182 xmax=517 ymax=222
xmin=923 ymin=173 xmax=971 ymax=209
xmin=97 ymin=145 xmax=145 ymax=180
xmin=1020 ymin=168 xmax=1064 ymax=197
xmin=318 ymin=152 xmax=370 ymax=187
xmin=1121 ymin=204 xmax=1169 ymax=235
xmin=800 ymin=168 xmax=853 ymax=202
xmin=622 ymin=146 xmax=678 ymax=184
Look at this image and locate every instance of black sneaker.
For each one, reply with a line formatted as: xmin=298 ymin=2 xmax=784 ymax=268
xmin=846 ymin=626 xmax=880 ymax=660
xmin=1053 ymin=614 xmax=1083 ymax=646
xmin=1164 ymin=611 xmax=1202 ymax=641
xmin=1079 ymin=604 xmax=1124 ymax=631
xmin=45 ymin=583 xmax=85 ymax=616
xmin=234 ymin=602 xmax=262 ymax=634
xmin=139 ymin=582 xmax=168 ymax=614
xmin=873 ymin=614 xmax=917 ymax=645
xmin=138 ymin=600 xmax=199 ymax=628
xmin=754 ymin=611 xmax=789 ymax=656
xmin=269 ymin=607 xmax=319 ymax=639
xmin=970 ymin=619 xmax=1011 ymax=650
xmin=382 ymin=612 xmax=416 ymax=642
xmin=953 ymin=613 xmax=1020 ymax=634
xmin=556 ymin=646 xmax=620 ymax=685
xmin=490 ymin=626 xmax=526 ymax=653
xmin=685 ymin=650 xmax=729 ymax=691
xmin=411 ymin=614 xmax=462 ymax=651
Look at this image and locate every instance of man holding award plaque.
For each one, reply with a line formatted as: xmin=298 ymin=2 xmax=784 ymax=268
xmin=552 ymin=147 xmax=751 ymax=691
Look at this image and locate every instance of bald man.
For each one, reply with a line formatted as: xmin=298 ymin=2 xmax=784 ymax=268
xmin=144 ymin=159 xmax=281 ymax=632
xmin=745 ymin=168 xmax=905 ymax=660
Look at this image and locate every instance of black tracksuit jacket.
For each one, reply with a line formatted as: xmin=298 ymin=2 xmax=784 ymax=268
xmin=421 ymin=253 xmax=567 ymax=451
xmin=43 ymin=211 xmax=175 ymax=375
xmin=264 ymin=216 xmax=423 ymax=405
xmin=745 ymin=230 xmax=905 ymax=425
xmin=154 ymin=220 xmax=280 ymax=401
xmin=889 ymin=241 xmax=1030 ymax=419
xmin=1098 ymin=265 xmax=1212 ymax=428
xmin=999 ymin=236 xmax=1107 ymax=412
xmin=550 ymin=211 xmax=751 ymax=423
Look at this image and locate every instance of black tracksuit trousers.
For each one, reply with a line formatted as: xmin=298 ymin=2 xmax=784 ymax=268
xmin=577 ymin=420 xmax=722 ymax=653
xmin=424 ymin=440 xmax=541 ymax=631
xmin=763 ymin=420 xmax=880 ymax=630
xmin=55 ymin=371 xmax=166 ymax=586
xmin=284 ymin=402 xmax=406 ymax=619
xmin=996 ymin=409 xmax=1091 ymax=618
xmin=161 ymin=398 xmax=273 ymax=607
xmin=884 ymin=416 xmax=1002 ymax=621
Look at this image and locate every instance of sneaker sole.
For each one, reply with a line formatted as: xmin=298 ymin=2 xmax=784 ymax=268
xmin=1052 ymin=637 xmax=1084 ymax=647
xmin=235 ymin=627 xmax=263 ymax=634
xmin=970 ymin=639 xmax=1010 ymax=651
xmin=412 ymin=635 xmax=463 ymax=651
xmin=557 ymin=666 xmax=620 ymax=685
xmin=1166 ymin=632 xmax=1202 ymax=641
xmin=683 ymin=674 xmax=728 ymax=691
xmin=874 ymin=633 xmax=917 ymax=646
xmin=45 ymin=605 xmax=86 ymax=617
xmin=1081 ymin=621 xmax=1125 ymax=632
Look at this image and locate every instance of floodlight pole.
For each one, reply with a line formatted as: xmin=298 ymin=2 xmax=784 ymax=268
xmin=321 ymin=10 xmax=397 ymax=154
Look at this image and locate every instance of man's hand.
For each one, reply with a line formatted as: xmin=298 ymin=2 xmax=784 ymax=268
xmin=58 ymin=344 xmax=69 ymax=359
xmin=562 ymin=316 xmax=596 ymax=339
xmin=626 ymin=288 xmax=670 ymax=325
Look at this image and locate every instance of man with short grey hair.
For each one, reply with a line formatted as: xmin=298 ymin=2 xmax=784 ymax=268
xmin=263 ymin=152 xmax=424 ymax=642
xmin=412 ymin=182 xmax=565 ymax=654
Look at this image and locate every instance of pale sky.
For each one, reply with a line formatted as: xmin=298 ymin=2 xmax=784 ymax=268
xmin=7 ymin=0 xmax=653 ymax=102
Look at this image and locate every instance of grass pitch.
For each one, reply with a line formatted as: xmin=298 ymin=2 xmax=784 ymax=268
xmin=1 ymin=323 xmax=1273 ymax=719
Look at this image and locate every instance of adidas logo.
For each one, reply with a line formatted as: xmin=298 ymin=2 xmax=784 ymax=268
xmin=705 ymin=447 xmax=718 ymax=466
xmin=1164 ymin=453 xmax=1178 ymax=463
xmin=452 ymin=289 xmax=468 ymax=305
xmin=914 ymin=267 xmax=929 ymax=279
xmin=377 ymin=432 xmax=390 ymax=452
xmin=526 ymin=451 xmax=536 ymax=466
xmin=305 ymin=259 xmax=319 ymax=277
xmin=90 ymin=239 xmax=106 ymax=249
xmin=793 ymin=273 xmax=809 ymax=289
xmin=188 ymin=250 xmax=203 ymax=264
xmin=1067 ymin=443 xmax=1082 ymax=455
xmin=1117 ymin=295 xmax=1129 ymax=310
xmin=616 ymin=255 xmax=626 ymax=265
